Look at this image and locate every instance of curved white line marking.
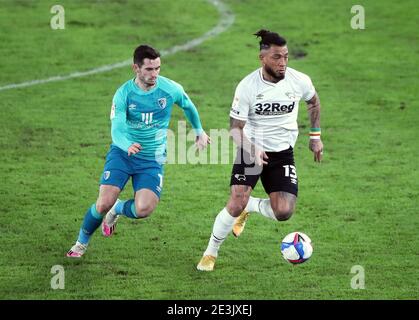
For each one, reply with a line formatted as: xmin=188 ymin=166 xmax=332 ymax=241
xmin=0 ymin=0 xmax=234 ymax=92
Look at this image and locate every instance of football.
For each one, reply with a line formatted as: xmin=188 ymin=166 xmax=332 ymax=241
xmin=281 ymin=232 xmax=313 ymax=264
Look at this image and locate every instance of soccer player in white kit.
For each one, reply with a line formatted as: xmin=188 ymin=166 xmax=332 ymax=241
xmin=197 ymin=29 xmax=324 ymax=271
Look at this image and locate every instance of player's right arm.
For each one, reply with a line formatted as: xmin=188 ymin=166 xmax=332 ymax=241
xmin=229 ymin=82 xmax=268 ymax=166
xmin=110 ymin=87 xmax=142 ymax=156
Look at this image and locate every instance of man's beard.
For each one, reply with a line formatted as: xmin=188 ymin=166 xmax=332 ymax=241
xmin=265 ymin=65 xmax=285 ymax=82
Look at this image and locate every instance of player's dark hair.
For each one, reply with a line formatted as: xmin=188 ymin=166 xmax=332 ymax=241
xmin=133 ymin=45 xmax=160 ymax=66
xmin=254 ymin=29 xmax=287 ymax=50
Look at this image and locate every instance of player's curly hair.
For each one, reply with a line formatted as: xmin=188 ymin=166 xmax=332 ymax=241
xmin=133 ymin=45 xmax=160 ymax=66
xmin=254 ymin=29 xmax=287 ymax=50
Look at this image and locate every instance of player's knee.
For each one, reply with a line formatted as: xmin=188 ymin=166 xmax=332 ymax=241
xmin=271 ymin=203 xmax=294 ymax=221
xmin=227 ymin=185 xmax=251 ymax=216
xmin=228 ymin=203 xmax=246 ymax=216
xmin=95 ymin=201 xmax=114 ymax=215
xmin=134 ymin=203 xmax=155 ymax=218
xmin=227 ymin=198 xmax=248 ymax=216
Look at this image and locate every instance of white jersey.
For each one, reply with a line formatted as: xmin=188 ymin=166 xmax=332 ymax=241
xmin=230 ymin=67 xmax=315 ymax=152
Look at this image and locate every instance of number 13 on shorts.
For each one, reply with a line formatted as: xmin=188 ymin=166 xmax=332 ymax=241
xmin=283 ymin=165 xmax=297 ymax=185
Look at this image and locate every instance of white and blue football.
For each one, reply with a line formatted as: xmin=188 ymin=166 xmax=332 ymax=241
xmin=281 ymin=231 xmax=313 ymax=264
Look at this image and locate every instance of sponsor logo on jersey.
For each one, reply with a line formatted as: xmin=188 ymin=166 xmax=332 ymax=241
xmin=158 ymin=98 xmax=167 ymax=109
xmin=128 ymin=104 xmax=137 ymax=110
xmin=256 ymin=93 xmax=264 ymax=99
xmin=254 ymin=101 xmax=295 ymax=115
xmin=127 ymin=120 xmax=160 ymax=129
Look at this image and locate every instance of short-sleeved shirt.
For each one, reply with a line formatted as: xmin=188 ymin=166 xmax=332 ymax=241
xmin=230 ymin=67 xmax=315 ymax=152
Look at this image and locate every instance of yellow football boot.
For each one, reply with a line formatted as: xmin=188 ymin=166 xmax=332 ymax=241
xmin=197 ymin=255 xmax=216 ymax=271
xmin=232 ymin=210 xmax=249 ymax=237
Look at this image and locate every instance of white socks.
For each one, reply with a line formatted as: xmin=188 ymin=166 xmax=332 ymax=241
xmin=245 ymin=196 xmax=260 ymax=212
xmin=204 ymin=208 xmax=236 ymax=257
xmin=203 ymin=198 xmax=278 ymax=258
xmin=246 ymin=196 xmax=277 ymax=221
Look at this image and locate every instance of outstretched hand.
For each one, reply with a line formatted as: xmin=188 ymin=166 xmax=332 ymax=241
xmin=195 ymin=131 xmax=211 ymax=151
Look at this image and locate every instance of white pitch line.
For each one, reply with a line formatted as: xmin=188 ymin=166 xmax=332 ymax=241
xmin=0 ymin=0 xmax=234 ymax=92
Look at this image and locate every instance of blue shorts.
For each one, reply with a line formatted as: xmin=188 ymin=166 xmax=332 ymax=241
xmin=100 ymin=145 xmax=164 ymax=198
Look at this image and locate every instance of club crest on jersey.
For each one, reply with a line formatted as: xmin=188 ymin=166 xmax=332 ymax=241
xmin=103 ymin=171 xmax=111 ymax=180
xmin=158 ymin=98 xmax=167 ymax=109
xmin=285 ymin=92 xmax=297 ymax=99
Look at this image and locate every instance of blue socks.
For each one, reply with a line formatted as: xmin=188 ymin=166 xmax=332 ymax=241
xmin=77 ymin=204 xmax=103 ymax=245
xmin=115 ymin=200 xmax=125 ymax=215
xmin=76 ymin=200 xmax=140 ymax=245
xmin=115 ymin=199 xmax=138 ymax=219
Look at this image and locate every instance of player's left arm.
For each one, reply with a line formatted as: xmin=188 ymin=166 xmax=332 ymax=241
xmin=306 ymin=92 xmax=323 ymax=162
xmin=176 ymin=89 xmax=211 ymax=150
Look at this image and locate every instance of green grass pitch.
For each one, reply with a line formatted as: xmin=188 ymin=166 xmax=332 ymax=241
xmin=0 ymin=0 xmax=417 ymax=299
